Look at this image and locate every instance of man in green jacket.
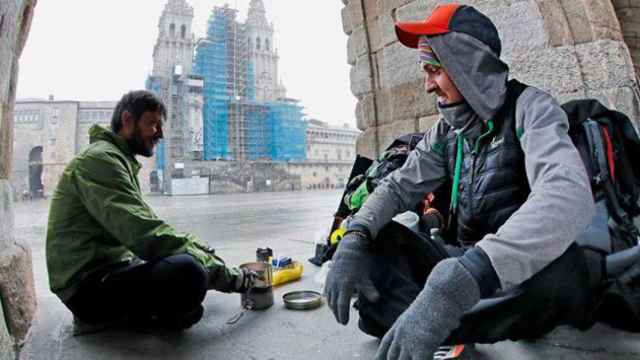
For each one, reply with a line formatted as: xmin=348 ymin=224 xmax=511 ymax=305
xmin=47 ymin=90 xmax=253 ymax=330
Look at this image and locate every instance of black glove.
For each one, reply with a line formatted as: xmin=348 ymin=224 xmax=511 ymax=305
xmin=325 ymin=230 xmax=380 ymax=325
xmin=374 ymin=258 xmax=480 ymax=360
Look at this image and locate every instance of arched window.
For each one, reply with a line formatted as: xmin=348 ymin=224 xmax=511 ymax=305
xmin=181 ymin=24 xmax=186 ymax=39
xmin=256 ymin=37 xmax=261 ymax=50
xmin=170 ymin=23 xmax=175 ymax=38
xmin=265 ymin=39 xmax=270 ymax=51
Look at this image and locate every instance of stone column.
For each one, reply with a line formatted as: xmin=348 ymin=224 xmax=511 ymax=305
xmin=613 ymin=0 xmax=640 ymax=82
xmin=342 ymin=0 xmax=640 ymax=159
xmin=0 ymin=0 xmax=38 ymax=357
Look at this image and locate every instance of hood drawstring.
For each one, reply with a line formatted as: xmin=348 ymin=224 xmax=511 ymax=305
xmin=448 ymin=119 xmax=494 ymax=226
xmin=450 ymin=133 xmax=464 ymax=216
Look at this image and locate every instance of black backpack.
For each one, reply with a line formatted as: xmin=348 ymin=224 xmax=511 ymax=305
xmin=562 ymin=99 xmax=640 ymax=253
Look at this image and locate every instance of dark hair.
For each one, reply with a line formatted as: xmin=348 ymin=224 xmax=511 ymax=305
xmin=111 ymin=90 xmax=167 ymax=133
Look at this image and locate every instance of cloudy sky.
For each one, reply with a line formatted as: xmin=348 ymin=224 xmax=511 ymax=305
xmin=17 ymin=0 xmax=357 ymax=127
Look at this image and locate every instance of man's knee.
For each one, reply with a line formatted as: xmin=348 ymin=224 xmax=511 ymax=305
xmin=153 ymin=254 xmax=208 ymax=307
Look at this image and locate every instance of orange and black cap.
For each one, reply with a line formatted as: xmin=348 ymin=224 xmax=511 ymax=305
xmin=395 ymin=4 xmax=502 ymax=56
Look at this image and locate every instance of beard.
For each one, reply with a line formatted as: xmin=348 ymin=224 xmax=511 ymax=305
xmin=127 ymin=125 xmax=155 ymax=157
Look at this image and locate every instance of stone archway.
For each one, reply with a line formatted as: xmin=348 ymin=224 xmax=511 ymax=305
xmin=612 ymin=0 xmax=640 ymax=82
xmin=0 ymin=0 xmax=38 ymax=356
xmin=28 ymin=146 xmax=43 ymax=198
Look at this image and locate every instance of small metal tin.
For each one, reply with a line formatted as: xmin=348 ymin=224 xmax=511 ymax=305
xmin=282 ymin=290 xmax=323 ymax=310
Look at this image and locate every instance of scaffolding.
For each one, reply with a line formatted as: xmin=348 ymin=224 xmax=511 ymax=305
xmin=194 ymin=5 xmax=306 ymax=162
xmin=146 ymin=76 xmax=167 ymax=170
xmin=265 ymin=100 xmax=307 ymax=161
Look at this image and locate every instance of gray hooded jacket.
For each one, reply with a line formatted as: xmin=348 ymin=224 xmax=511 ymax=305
xmin=351 ymin=32 xmax=595 ymax=289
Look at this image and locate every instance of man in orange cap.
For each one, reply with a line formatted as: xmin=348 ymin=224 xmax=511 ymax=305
xmin=326 ymin=4 xmax=597 ymax=359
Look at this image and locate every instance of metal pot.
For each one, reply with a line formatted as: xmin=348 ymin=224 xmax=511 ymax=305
xmin=239 ymin=262 xmax=274 ymax=310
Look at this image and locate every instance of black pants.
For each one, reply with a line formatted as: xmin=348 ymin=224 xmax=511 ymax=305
xmin=356 ymin=222 xmax=598 ymax=343
xmin=65 ymin=254 xmax=208 ymax=327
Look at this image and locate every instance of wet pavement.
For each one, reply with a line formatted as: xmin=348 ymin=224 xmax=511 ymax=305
xmin=15 ymin=190 xmax=640 ymax=359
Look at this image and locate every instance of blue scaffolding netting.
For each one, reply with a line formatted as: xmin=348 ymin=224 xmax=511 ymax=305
xmin=266 ymin=101 xmax=307 ymax=161
xmin=194 ymin=8 xmax=232 ymax=160
xmin=193 ymin=6 xmax=306 ymax=162
xmin=145 ymin=76 xmax=166 ymax=170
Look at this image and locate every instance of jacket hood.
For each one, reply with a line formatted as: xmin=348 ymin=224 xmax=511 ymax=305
xmin=428 ymin=32 xmax=509 ymax=122
xmin=89 ymin=124 xmax=135 ymax=158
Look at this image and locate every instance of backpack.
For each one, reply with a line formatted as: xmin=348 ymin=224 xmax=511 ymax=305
xmin=562 ymin=99 xmax=640 ymax=253
xmin=562 ymin=99 xmax=640 ymax=331
xmin=343 ymin=133 xmax=425 ymax=212
xmin=308 ymin=134 xmax=425 ymax=267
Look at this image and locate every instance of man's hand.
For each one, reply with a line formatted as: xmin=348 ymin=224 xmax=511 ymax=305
xmin=325 ymin=230 xmax=379 ymax=325
xmin=233 ymin=267 xmax=259 ymax=293
xmin=374 ymin=258 xmax=480 ymax=360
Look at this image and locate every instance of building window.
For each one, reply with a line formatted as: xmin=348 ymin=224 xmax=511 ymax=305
xmin=265 ymin=38 xmax=270 ymax=51
xmin=170 ymin=23 xmax=175 ymax=38
xmin=256 ymin=37 xmax=261 ymax=50
xmin=181 ymin=24 xmax=186 ymax=39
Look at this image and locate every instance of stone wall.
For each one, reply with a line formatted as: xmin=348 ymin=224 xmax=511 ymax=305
xmin=0 ymin=0 xmax=38 ymax=358
xmin=342 ymin=0 xmax=640 ymax=159
xmin=613 ymin=0 xmax=640 ymax=81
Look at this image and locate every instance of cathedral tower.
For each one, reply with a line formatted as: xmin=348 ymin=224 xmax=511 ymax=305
xmin=245 ymin=0 xmax=286 ymax=101
xmin=152 ymin=0 xmax=195 ymax=78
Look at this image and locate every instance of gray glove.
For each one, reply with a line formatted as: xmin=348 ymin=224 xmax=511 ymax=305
xmin=325 ymin=231 xmax=380 ymax=325
xmin=374 ymin=258 xmax=480 ymax=360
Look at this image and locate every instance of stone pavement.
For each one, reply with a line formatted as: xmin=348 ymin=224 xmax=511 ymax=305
xmin=15 ymin=191 xmax=640 ymax=359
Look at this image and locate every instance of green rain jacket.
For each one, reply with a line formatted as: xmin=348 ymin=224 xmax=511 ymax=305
xmin=46 ymin=125 xmax=238 ymax=301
